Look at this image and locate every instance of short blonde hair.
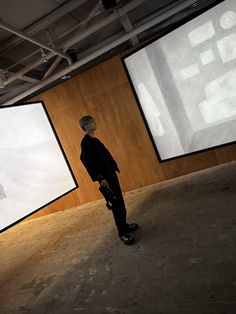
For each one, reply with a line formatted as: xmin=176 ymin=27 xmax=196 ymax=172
xmin=79 ymin=115 xmax=94 ymax=131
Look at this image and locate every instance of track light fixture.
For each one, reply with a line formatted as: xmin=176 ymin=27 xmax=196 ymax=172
xmin=40 ymin=48 xmax=48 ymax=63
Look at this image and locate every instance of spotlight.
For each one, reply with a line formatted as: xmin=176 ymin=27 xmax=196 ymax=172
xmin=61 ymin=75 xmax=71 ymax=80
xmin=40 ymin=48 xmax=48 ymax=63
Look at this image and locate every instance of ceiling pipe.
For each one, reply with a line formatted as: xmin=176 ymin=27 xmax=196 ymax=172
xmin=59 ymin=0 xmax=148 ymax=50
xmin=0 ymin=19 xmax=72 ymax=65
xmin=0 ymin=0 xmax=89 ymax=53
xmin=0 ymin=82 xmax=32 ymax=95
xmin=6 ymin=49 xmax=40 ymax=72
xmin=5 ymin=1 xmax=105 ymax=74
xmin=117 ymin=12 xmax=139 ymax=46
xmin=3 ymin=0 xmax=199 ymax=87
xmin=3 ymin=0 xmax=149 ymax=86
xmin=43 ymin=0 xmax=102 ymax=79
xmin=1 ymin=0 xmax=199 ymax=106
xmin=0 ymin=0 xmax=146 ymax=53
xmin=4 ymin=58 xmax=50 ymax=86
xmin=0 ymin=0 xmax=208 ymax=85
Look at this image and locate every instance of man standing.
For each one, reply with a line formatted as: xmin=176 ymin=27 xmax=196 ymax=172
xmin=79 ymin=115 xmax=139 ymax=245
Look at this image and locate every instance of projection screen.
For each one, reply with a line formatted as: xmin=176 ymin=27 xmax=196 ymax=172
xmin=123 ymin=0 xmax=236 ymax=161
xmin=0 ymin=102 xmax=78 ymax=232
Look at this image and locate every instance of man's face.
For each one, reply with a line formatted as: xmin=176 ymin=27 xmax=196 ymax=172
xmin=85 ymin=119 xmax=96 ymax=132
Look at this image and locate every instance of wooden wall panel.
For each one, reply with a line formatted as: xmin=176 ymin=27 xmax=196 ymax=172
xmin=215 ymin=145 xmax=236 ymax=164
xmin=27 ymin=55 xmax=236 ymax=220
xmin=162 ymin=150 xmax=219 ymax=180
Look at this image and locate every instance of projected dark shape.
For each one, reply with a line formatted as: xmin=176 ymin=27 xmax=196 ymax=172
xmin=0 ymin=102 xmax=78 ymax=233
xmin=123 ymin=0 xmax=236 ymax=161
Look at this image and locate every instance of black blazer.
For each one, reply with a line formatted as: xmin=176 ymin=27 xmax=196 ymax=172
xmin=80 ymin=134 xmax=119 ymax=182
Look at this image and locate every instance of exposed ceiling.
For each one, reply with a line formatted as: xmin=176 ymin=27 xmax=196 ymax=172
xmin=0 ymin=0 xmax=219 ymax=106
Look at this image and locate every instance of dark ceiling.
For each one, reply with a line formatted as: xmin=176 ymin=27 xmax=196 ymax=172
xmin=0 ymin=0 xmax=219 ymax=106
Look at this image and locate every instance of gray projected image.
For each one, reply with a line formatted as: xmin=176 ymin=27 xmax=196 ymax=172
xmin=124 ymin=0 xmax=236 ymax=161
xmin=0 ymin=102 xmax=78 ymax=232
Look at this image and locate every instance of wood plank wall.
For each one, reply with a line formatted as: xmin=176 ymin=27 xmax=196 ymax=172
xmin=29 ymin=55 xmax=236 ymax=219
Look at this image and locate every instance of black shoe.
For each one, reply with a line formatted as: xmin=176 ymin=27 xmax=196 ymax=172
xmin=126 ymin=223 xmax=139 ymax=233
xmin=120 ymin=234 xmax=135 ymax=245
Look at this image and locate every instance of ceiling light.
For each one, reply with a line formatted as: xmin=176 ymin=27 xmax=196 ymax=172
xmin=61 ymin=75 xmax=71 ymax=80
xmin=40 ymin=48 xmax=48 ymax=63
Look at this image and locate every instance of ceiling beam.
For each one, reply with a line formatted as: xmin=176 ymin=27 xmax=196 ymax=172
xmin=0 ymin=19 xmax=72 ymax=65
xmin=20 ymin=75 xmax=40 ymax=84
xmin=3 ymin=0 xmax=148 ymax=86
xmin=43 ymin=0 xmax=102 ymax=79
xmin=1 ymin=0 xmax=200 ymax=106
xmin=0 ymin=68 xmax=40 ymax=85
xmin=0 ymin=0 xmax=90 ymax=54
xmin=59 ymin=0 xmax=148 ymax=50
xmin=0 ymin=82 xmax=33 ymax=95
xmin=5 ymin=50 xmax=39 ymax=72
xmin=117 ymin=11 xmax=139 ymax=46
xmin=3 ymin=2 xmax=104 ymax=76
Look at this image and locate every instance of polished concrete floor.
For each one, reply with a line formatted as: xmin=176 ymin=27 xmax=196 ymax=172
xmin=0 ymin=161 xmax=236 ymax=314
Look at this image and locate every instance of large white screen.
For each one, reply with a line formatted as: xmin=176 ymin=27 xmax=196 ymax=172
xmin=124 ymin=0 xmax=236 ymax=161
xmin=0 ymin=102 xmax=78 ymax=232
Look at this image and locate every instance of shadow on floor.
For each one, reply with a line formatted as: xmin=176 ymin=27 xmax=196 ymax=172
xmin=0 ymin=162 xmax=236 ymax=314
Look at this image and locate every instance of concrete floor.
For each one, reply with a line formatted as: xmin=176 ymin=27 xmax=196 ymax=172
xmin=0 ymin=161 xmax=236 ymax=314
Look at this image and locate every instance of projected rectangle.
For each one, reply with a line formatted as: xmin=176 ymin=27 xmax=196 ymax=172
xmin=123 ymin=0 xmax=236 ymax=161
xmin=0 ymin=102 xmax=78 ymax=232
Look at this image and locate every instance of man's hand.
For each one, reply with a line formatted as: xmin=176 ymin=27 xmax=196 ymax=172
xmin=100 ymin=179 xmax=109 ymax=188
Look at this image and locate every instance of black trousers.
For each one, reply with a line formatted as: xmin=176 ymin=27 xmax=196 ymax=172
xmin=100 ymin=172 xmax=128 ymax=236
